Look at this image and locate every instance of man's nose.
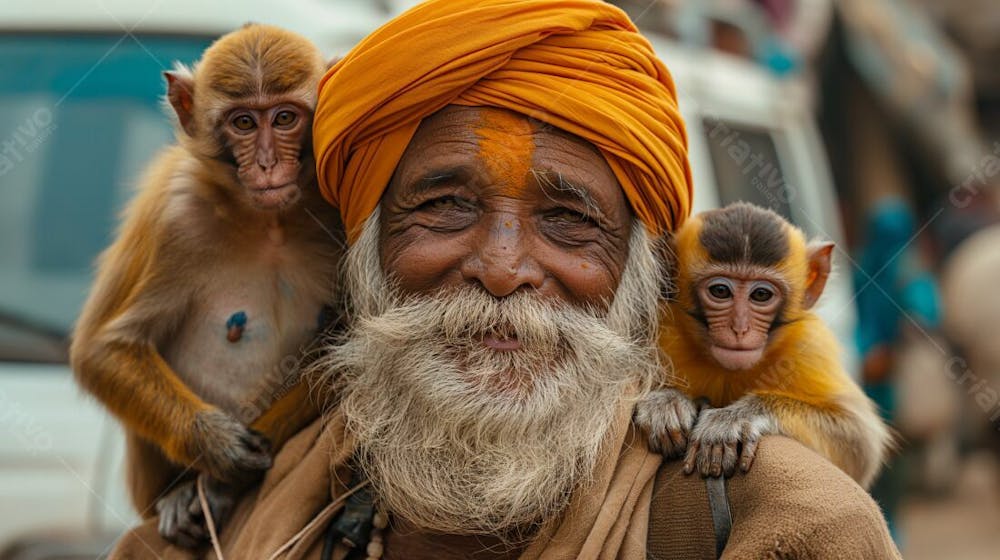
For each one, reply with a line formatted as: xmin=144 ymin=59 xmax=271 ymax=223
xmin=460 ymin=214 xmax=544 ymax=297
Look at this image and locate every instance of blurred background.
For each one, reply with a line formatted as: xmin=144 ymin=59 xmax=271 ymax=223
xmin=1 ymin=0 xmax=998 ymax=557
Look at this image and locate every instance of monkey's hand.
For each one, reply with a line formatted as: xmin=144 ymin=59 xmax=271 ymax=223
xmin=156 ymin=480 xmax=205 ymax=549
xmin=683 ymin=397 xmax=778 ymax=478
xmin=190 ymin=409 xmax=272 ymax=483
xmin=634 ymin=388 xmax=698 ymax=458
xmin=156 ymin=475 xmax=242 ymax=549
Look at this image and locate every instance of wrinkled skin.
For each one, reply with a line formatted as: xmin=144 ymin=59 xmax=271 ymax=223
xmin=696 ymin=274 xmax=783 ymax=370
xmin=222 ymin=102 xmax=311 ymax=210
xmin=373 ymin=105 xmax=637 ymax=558
xmin=380 ymin=105 xmax=633 ymax=312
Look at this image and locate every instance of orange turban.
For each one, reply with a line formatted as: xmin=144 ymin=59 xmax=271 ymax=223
xmin=314 ymin=0 xmax=692 ymax=242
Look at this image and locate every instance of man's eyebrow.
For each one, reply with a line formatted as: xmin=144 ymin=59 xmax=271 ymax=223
xmin=531 ymin=169 xmax=601 ymax=216
xmin=406 ymin=166 xmax=472 ymax=194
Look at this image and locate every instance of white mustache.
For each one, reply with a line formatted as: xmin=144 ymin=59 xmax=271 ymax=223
xmin=315 ymin=212 xmax=665 ymax=534
xmin=356 ymin=287 xmax=589 ymax=351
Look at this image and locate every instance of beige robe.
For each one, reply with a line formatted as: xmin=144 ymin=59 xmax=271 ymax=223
xmin=110 ymin=408 xmax=900 ymax=560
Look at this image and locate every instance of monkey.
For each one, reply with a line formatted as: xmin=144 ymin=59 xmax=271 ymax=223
xmin=634 ymin=202 xmax=892 ymax=488
xmin=69 ymin=24 xmax=343 ymax=547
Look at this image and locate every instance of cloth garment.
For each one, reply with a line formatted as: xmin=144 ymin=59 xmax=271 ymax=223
xmin=649 ymin=437 xmax=902 ymax=559
xmin=312 ymin=0 xmax=693 ymax=242
xmin=110 ymin=412 xmax=901 ymax=559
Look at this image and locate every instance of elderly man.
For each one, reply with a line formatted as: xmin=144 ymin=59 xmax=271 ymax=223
xmin=112 ymin=0 xmax=900 ymax=558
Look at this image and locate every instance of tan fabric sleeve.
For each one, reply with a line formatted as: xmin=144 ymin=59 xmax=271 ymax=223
xmin=647 ymin=449 xmax=718 ymax=560
xmin=109 ymin=417 xmax=345 ymax=560
xmin=648 ymin=436 xmax=901 ymax=560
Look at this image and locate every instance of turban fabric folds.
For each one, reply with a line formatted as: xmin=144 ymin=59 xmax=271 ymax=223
xmin=314 ymin=0 xmax=693 ymax=242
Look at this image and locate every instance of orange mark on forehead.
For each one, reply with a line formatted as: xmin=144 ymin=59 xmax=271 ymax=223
xmin=474 ymin=109 xmax=536 ymax=196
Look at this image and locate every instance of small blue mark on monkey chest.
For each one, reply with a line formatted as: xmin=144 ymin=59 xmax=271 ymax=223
xmin=226 ymin=311 xmax=248 ymax=343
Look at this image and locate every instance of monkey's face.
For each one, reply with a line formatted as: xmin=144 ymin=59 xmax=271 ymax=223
xmin=163 ymin=24 xmax=326 ymax=212
xmin=695 ymin=274 xmax=783 ymax=370
xmin=220 ymin=102 xmax=312 ymax=211
xmin=673 ymin=203 xmax=835 ymax=372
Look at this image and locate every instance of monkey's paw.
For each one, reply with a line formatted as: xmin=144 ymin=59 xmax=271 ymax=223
xmin=683 ymin=401 xmax=778 ymax=478
xmin=634 ymin=388 xmax=698 ymax=458
xmin=156 ymin=480 xmax=206 ymax=549
xmin=192 ymin=409 xmax=273 ymax=483
xmin=156 ymin=476 xmax=241 ymax=549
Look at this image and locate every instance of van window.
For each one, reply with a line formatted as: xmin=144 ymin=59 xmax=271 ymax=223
xmin=0 ymin=34 xmax=211 ymax=362
xmin=701 ymin=117 xmax=795 ymax=223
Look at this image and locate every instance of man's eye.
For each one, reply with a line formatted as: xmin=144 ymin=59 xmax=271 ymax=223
xmin=546 ymin=209 xmax=594 ymax=225
xmin=422 ymin=197 xmax=455 ymax=210
xmin=418 ymin=196 xmax=473 ymax=212
xmin=413 ymin=196 xmax=476 ymax=232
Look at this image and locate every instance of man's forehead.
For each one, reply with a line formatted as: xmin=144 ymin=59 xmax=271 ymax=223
xmin=414 ymin=105 xmax=540 ymax=142
xmin=389 ymin=104 xmax=628 ymax=225
xmin=411 ymin=105 xmax=626 ymax=153
xmin=407 ymin=105 xmax=617 ymax=189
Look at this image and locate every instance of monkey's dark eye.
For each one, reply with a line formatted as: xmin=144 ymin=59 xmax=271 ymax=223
xmin=274 ymin=110 xmax=296 ymax=127
xmin=232 ymin=115 xmax=256 ymax=131
xmin=750 ymin=287 xmax=774 ymax=303
xmin=708 ymin=283 xmax=731 ymax=299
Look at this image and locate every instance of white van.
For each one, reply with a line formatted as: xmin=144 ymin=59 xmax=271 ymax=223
xmin=0 ymin=4 xmax=857 ymax=557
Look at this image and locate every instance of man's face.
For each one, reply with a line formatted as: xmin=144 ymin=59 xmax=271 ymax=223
xmin=380 ymin=105 xmax=634 ymax=314
xmin=332 ymin=105 xmax=662 ymax=535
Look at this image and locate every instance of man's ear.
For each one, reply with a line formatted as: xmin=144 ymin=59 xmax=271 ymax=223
xmin=803 ymin=241 xmax=834 ymax=310
xmin=164 ymin=70 xmax=196 ymax=136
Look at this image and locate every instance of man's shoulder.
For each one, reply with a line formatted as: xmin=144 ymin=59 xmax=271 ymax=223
xmin=725 ymin=436 xmax=899 ymax=557
xmin=725 ymin=435 xmax=880 ymax=517
xmin=648 ymin=436 xmax=901 ymax=559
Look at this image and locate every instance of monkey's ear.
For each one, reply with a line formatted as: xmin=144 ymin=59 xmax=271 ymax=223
xmin=326 ymin=55 xmax=343 ymax=70
xmin=803 ymin=241 xmax=834 ymax=309
xmin=164 ymin=71 xmax=196 ymax=136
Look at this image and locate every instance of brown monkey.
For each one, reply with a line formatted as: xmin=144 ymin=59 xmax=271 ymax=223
xmin=634 ymin=202 xmax=891 ymax=488
xmin=70 ymin=24 xmax=342 ymax=546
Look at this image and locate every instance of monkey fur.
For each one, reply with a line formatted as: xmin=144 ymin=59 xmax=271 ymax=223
xmin=635 ymin=203 xmax=892 ymax=489
xmin=70 ymin=24 xmax=342 ymax=547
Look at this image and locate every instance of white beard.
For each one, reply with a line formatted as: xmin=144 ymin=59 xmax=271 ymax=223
xmin=318 ymin=210 xmax=663 ymax=535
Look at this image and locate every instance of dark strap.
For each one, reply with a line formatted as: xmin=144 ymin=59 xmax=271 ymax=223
xmin=705 ymin=476 xmax=732 ymax=558
xmin=322 ymin=473 xmax=374 ymax=560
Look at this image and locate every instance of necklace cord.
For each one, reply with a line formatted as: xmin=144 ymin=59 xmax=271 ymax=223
xmin=197 ymin=475 xmax=226 ymax=560
xmin=194 ymin=474 xmax=370 ymax=560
